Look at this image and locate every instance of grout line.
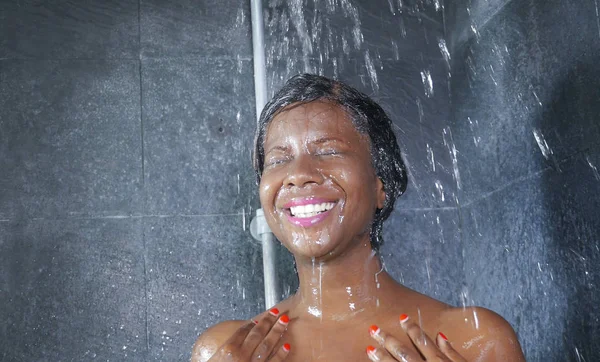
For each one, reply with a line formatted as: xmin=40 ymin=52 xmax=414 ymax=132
xmin=0 ymin=55 xmax=253 ymax=61
xmin=398 ymin=206 xmax=458 ymax=212
xmin=461 ymin=167 xmax=551 ymax=208
xmin=0 ymin=212 xmax=247 ymax=223
xmin=137 ymin=0 xmax=150 ymax=355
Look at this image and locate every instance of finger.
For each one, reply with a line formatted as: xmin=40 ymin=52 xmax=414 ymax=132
xmin=437 ymin=333 xmax=467 ymax=362
xmin=242 ymin=307 xmax=283 ymax=355
xmin=212 ymin=321 xmax=257 ymax=360
xmin=268 ymin=343 xmax=291 ymax=362
xmin=369 ymin=325 xmax=422 ymax=362
xmin=366 ymin=345 xmax=400 ymax=362
xmin=227 ymin=320 xmax=257 ymax=346
xmin=400 ymin=314 xmax=449 ymax=361
xmin=250 ymin=314 xmax=290 ymax=360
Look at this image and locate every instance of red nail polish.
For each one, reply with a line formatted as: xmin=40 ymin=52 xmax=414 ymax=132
xmin=252 ymin=320 xmax=259 ymax=325
xmin=439 ymin=332 xmax=448 ymax=341
xmin=399 ymin=314 xmax=409 ymax=323
xmin=279 ymin=314 xmax=290 ymax=324
xmin=283 ymin=343 xmax=291 ymax=352
xmin=269 ymin=307 xmax=280 ymax=316
xmin=366 ymin=345 xmax=377 ymax=354
xmin=369 ymin=325 xmax=380 ymax=336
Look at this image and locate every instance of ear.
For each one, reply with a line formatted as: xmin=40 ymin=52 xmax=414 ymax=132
xmin=376 ymin=178 xmax=386 ymax=209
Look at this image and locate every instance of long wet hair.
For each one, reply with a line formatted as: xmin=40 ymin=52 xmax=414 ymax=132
xmin=253 ymin=73 xmax=407 ymax=250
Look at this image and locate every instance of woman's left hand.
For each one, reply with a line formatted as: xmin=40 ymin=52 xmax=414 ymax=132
xmin=366 ymin=314 xmax=467 ymax=362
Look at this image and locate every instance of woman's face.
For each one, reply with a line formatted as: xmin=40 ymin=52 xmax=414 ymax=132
xmin=259 ymin=100 xmax=385 ymax=260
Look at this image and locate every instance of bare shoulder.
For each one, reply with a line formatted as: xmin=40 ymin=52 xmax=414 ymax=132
xmin=190 ymin=320 xmax=247 ymax=362
xmin=439 ymin=306 xmax=525 ymax=362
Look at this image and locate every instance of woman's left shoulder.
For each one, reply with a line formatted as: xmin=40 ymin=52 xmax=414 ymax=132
xmin=437 ymin=306 xmax=526 ymax=362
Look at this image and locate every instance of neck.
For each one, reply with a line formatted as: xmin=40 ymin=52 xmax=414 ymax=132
xmin=290 ymin=236 xmax=393 ymax=323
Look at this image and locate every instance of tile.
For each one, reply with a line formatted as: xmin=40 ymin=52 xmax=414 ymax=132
xmin=382 ymin=207 xmax=463 ymax=306
xmin=0 ymin=59 xmax=143 ymax=220
xmin=142 ymin=57 xmax=257 ymax=215
xmin=140 ymin=0 xmax=251 ymax=58
xmin=263 ymin=0 xmax=446 ymax=64
xmin=462 ymin=151 xmax=600 ymax=360
xmin=144 ymin=215 xmax=267 ymax=361
xmin=450 ymin=0 xmax=600 ymax=204
xmin=0 ymin=0 xmax=139 ymax=59
xmin=0 ymin=218 xmax=146 ymax=361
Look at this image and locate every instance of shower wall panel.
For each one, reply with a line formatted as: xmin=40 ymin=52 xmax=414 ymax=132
xmin=449 ymin=0 xmax=600 ymax=359
xmin=0 ymin=0 xmax=259 ymax=360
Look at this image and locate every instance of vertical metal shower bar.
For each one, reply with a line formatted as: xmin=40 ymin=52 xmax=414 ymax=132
xmin=250 ymin=0 xmax=280 ymax=309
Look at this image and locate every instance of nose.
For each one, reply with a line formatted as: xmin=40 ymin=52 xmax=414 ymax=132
xmin=282 ymin=154 xmax=325 ymax=188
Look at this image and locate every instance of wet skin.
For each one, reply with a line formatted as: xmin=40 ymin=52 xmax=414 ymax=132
xmin=192 ymin=101 xmax=526 ymax=362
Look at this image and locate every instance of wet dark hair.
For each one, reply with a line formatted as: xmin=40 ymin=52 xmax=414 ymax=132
xmin=253 ymin=73 xmax=407 ymax=250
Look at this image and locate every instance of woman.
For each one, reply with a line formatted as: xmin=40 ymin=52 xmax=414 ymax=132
xmin=192 ymin=74 xmax=526 ymax=361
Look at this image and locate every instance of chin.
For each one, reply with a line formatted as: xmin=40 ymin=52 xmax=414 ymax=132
xmin=281 ymin=230 xmax=339 ymax=260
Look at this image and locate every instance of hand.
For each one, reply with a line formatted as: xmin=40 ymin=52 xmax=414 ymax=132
xmin=366 ymin=314 xmax=466 ymax=362
xmin=208 ymin=308 xmax=291 ymax=361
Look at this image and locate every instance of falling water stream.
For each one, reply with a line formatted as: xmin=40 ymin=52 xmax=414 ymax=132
xmin=246 ymin=0 xmax=600 ymax=361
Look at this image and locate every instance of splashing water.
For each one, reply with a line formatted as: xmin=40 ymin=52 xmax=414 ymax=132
xmin=585 ymin=155 xmax=600 ymax=180
xmin=420 ymin=70 xmax=434 ymax=97
xmin=364 ymin=50 xmax=379 ymax=92
xmin=595 ymin=0 xmax=600 ymax=39
xmin=442 ymin=127 xmax=462 ymax=191
xmin=532 ymin=128 xmax=552 ymax=160
xmin=438 ymin=38 xmax=451 ymax=69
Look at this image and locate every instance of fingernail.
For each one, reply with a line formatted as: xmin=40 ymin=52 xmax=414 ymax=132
xmin=439 ymin=332 xmax=448 ymax=341
xmin=279 ymin=314 xmax=290 ymax=325
xmin=399 ymin=314 xmax=410 ymax=323
xmin=366 ymin=346 xmax=379 ymax=361
xmin=283 ymin=343 xmax=291 ymax=352
xmin=269 ymin=307 xmax=280 ymax=316
xmin=252 ymin=320 xmax=259 ymax=325
xmin=369 ymin=325 xmax=381 ymax=337
xmin=369 ymin=324 xmax=385 ymax=344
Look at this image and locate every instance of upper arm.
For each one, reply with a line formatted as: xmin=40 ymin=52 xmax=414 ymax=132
xmin=443 ymin=307 xmax=526 ymax=362
xmin=191 ymin=320 xmax=246 ymax=362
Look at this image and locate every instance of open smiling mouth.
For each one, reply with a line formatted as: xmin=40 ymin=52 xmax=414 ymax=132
xmin=289 ymin=202 xmax=336 ymax=218
xmin=282 ymin=201 xmax=338 ymax=227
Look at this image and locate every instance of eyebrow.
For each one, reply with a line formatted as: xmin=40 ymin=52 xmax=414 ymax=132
xmin=311 ymin=136 xmax=345 ymax=145
xmin=264 ymin=136 xmax=345 ymax=155
xmin=264 ymin=145 xmax=289 ymax=155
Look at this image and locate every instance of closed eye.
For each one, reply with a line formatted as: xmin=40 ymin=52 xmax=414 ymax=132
xmin=265 ymin=155 xmax=291 ymax=168
xmin=315 ymin=149 xmax=341 ymax=156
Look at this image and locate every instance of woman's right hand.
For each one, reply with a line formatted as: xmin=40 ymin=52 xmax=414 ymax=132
xmin=208 ymin=308 xmax=291 ymax=361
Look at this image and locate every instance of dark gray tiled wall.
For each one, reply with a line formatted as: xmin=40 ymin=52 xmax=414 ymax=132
xmin=449 ymin=0 xmax=600 ymax=359
xmin=0 ymin=0 xmax=139 ymax=59
xmin=1 ymin=0 xmax=259 ymax=360
xmin=0 ymin=59 xmax=143 ymax=220
xmin=144 ymin=215 xmax=265 ymax=361
xmin=141 ymin=57 xmax=256 ymax=216
xmin=5 ymin=0 xmax=597 ymax=360
xmin=0 ymin=218 xmax=146 ymax=361
xmin=140 ymin=0 xmax=251 ymax=58
xmin=382 ymin=208 xmax=462 ymax=306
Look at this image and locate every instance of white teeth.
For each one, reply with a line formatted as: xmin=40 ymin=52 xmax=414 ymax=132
xmin=290 ymin=202 xmax=336 ymax=218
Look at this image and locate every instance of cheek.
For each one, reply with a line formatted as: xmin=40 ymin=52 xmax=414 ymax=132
xmin=258 ymin=172 xmax=280 ymax=208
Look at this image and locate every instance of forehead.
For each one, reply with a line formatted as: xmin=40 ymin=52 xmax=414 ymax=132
xmin=264 ymin=101 xmax=361 ymax=145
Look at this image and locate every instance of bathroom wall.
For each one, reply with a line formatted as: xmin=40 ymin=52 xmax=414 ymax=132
xmin=1 ymin=0 xmax=598 ymax=361
xmin=0 ymin=1 xmax=261 ymax=360
xmin=448 ymin=0 xmax=600 ymax=359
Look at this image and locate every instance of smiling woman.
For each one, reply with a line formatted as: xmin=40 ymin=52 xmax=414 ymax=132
xmin=190 ymin=74 xmax=526 ymax=362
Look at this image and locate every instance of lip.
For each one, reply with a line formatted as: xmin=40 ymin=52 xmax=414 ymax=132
xmin=285 ymin=206 xmax=335 ymax=227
